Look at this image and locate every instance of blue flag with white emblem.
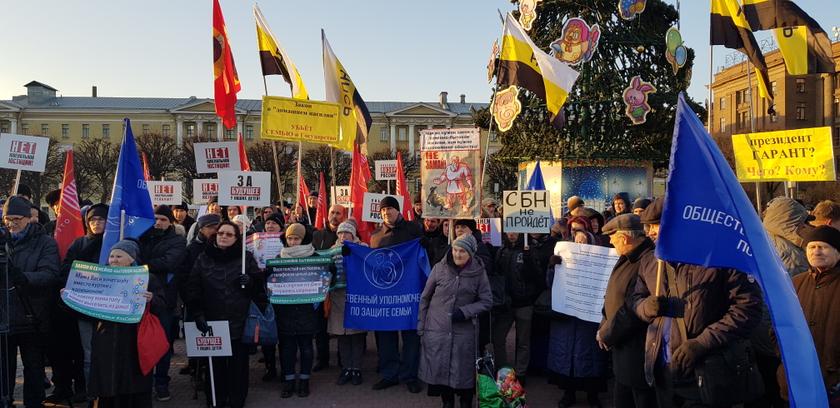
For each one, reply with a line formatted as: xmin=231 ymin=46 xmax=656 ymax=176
xmin=656 ymin=93 xmax=826 ymax=407
xmin=98 ymin=119 xmax=155 ymax=264
xmin=343 ymin=239 xmax=429 ymax=331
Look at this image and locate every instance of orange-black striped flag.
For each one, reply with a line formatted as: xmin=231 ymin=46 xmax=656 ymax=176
xmin=213 ymin=0 xmax=241 ymax=130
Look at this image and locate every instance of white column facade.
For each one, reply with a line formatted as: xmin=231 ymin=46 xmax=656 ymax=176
xmin=196 ymin=121 xmax=204 ymax=139
xmin=216 ymin=119 xmax=223 ymax=141
xmin=236 ymin=118 xmax=243 ymax=139
xmin=408 ymin=124 xmax=416 ymax=158
xmin=10 ymin=119 xmax=17 ymax=134
xmin=389 ymin=123 xmax=397 ymax=156
xmin=176 ymin=118 xmax=184 ymax=145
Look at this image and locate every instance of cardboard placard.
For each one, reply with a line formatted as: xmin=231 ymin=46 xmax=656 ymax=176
xmin=419 ymin=127 xmax=481 ymax=151
xmin=147 ymin=181 xmax=182 ymax=206
xmin=193 ymin=142 xmax=241 ymax=174
xmin=375 ymin=160 xmax=398 ymax=181
xmin=477 ymin=218 xmax=502 ymax=247
xmin=184 ymin=321 xmax=233 ymax=357
xmin=732 ymin=126 xmax=836 ymax=182
xmin=217 ymin=171 xmax=271 ymax=207
xmin=503 ymin=190 xmax=552 ymax=233
xmin=260 ymin=96 xmax=341 ymax=144
xmin=551 ymin=241 xmax=619 ymax=323
xmin=0 ymin=133 xmax=50 ymax=172
xmin=361 ymin=192 xmax=404 ymax=223
xmin=332 ymin=185 xmax=352 ymax=208
xmin=192 ymin=179 xmax=219 ymax=204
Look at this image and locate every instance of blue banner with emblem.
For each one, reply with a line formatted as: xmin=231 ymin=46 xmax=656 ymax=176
xmin=343 ymin=239 xmax=430 ymax=331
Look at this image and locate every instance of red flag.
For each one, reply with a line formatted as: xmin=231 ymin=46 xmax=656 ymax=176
xmin=298 ymin=174 xmax=311 ymax=223
xmin=237 ymin=133 xmax=251 ymax=171
xmin=315 ymin=172 xmax=328 ymax=230
xmin=350 ymin=143 xmax=372 ymax=242
xmin=213 ymin=0 xmax=241 ymax=129
xmin=395 ymin=151 xmax=413 ymax=222
xmin=54 ymin=149 xmax=85 ymax=262
xmin=141 ymin=152 xmax=152 ymax=181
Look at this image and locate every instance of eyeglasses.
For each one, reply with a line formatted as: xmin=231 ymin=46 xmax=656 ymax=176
xmin=3 ymin=216 xmax=26 ymax=224
xmin=217 ymin=231 xmax=236 ymax=238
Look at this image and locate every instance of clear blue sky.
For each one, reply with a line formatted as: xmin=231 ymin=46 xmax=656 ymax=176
xmin=1 ymin=1 xmax=837 ymax=104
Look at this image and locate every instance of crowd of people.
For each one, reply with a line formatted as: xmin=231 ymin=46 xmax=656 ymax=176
xmin=1 ymin=185 xmax=839 ymax=408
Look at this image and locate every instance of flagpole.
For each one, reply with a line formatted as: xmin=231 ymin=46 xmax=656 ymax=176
xmin=480 ymin=10 xmax=507 ymax=197
xmin=262 ymin=77 xmax=287 ymax=204
xmin=707 ymin=45 xmax=713 ymax=134
xmin=241 ymin=206 xmax=247 ymax=289
xmin=746 ymin=63 xmax=762 ymax=212
xmin=329 ymin=147 xmax=336 ymax=206
xmin=10 ymin=169 xmax=21 ymax=198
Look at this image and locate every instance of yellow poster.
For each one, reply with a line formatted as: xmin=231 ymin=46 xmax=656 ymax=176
xmin=260 ymin=96 xmax=340 ymax=144
xmin=732 ymin=126 xmax=836 ymax=182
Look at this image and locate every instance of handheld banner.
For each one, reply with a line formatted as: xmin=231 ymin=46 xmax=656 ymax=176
xmin=192 ymin=179 xmax=219 ymax=204
xmin=217 ymin=171 xmax=271 ymax=207
xmin=477 ymin=218 xmax=502 ymax=247
xmin=184 ymin=321 xmax=233 ymax=357
xmin=375 ymin=160 xmax=398 ymax=181
xmin=246 ymin=232 xmax=284 ymax=269
xmin=260 ymin=96 xmax=341 ymax=144
xmin=61 ymin=261 xmax=149 ymax=324
xmin=503 ymin=190 xmax=551 ymax=233
xmin=551 ymin=241 xmax=619 ymax=323
xmin=0 ymin=133 xmax=50 ymax=172
xmin=265 ymin=256 xmax=333 ymax=304
xmin=193 ymin=142 xmax=240 ymax=174
xmin=317 ymin=247 xmax=345 ymax=288
xmin=420 ymin=128 xmax=481 ymax=219
xmin=332 ymin=185 xmax=352 ymax=208
xmin=732 ymin=126 xmax=836 ymax=182
xmin=361 ymin=192 xmax=404 ymax=223
xmin=343 ymin=239 xmax=430 ymax=331
xmin=147 ymin=181 xmax=182 ymax=206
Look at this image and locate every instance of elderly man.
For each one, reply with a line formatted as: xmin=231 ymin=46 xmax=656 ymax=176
xmin=811 ymin=200 xmax=840 ymax=230
xmin=480 ymin=198 xmax=500 ymax=218
xmin=639 ymin=197 xmax=662 ymax=242
xmin=597 ymin=214 xmax=656 ymax=408
xmin=778 ymin=226 xmax=840 ymax=403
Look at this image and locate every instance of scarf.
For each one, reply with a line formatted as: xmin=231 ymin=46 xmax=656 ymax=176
xmin=280 ymin=243 xmax=315 ymax=258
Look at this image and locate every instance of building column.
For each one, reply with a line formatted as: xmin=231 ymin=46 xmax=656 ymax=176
xmin=176 ymin=118 xmax=184 ymax=145
xmin=216 ymin=119 xmax=223 ymax=141
xmin=196 ymin=121 xmax=204 ymax=139
xmin=408 ymin=124 xmax=416 ymax=159
xmin=9 ymin=118 xmax=17 ymax=134
xmin=389 ymin=123 xmax=397 ymax=156
xmin=236 ymin=118 xmax=243 ymax=139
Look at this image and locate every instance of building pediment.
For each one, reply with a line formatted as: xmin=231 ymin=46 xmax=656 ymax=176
xmin=0 ymin=101 xmax=22 ymax=112
xmin=385 ymin=103 xmax=456 ymax=118
xmin=170 ymin=99 xmax=246 ymax=114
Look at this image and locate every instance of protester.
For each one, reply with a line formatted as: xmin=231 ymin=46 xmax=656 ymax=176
xmin=585 ymin=208 xmax=610 ymax=247
xmin=275 ymin=223 xmax=320 ymax=398
xmin=418 ymin=234 xmax=492 ymax=408
xmin=368 ymin=195 xmax=424 ymax=393
xmin=0 ymin=195 xmax=61 ymax=408
xmin=639 ymin=197 xmax=662 ymax=242
xmin=187 ymin=221 xmax=267 ymax=408
xmin=597 ymin=215 xmax=656 ymax=408
xmin=452 ymin=219 xmax=495 ymax=351
xmin=421 ymin=217 xmax=449 ymax=267
xmin=311 ymin=204 xmax=348 ymax=371
xmin=565 ymin=196 xmax=585 ymax=218
xmin=259 ymin=211 xmax=286 ymax=381
xmin=811 ymin=199 xmax=840 ymax=230
xmin=778 ymin=226 xmax=840 ymax=404
xmin=631 ymin=198 xmax=651 ymax=216
xmin=43 ymin=189 xmax=62 ymax=235
xmin=290 ymin=203 xmax=310 ymax=225
xmin=568 ymin=215 xmax=596 ymax=245
xmin=763 ymin=196 xmax=812 ymax=277
xmin=480 ymin=198 xmax=501 ymax=218
xmin=226 ymin=205 xmax=242 ymax=222
xmin=172 ymin=202 xmax=195 ymax=234
xmin=138 ymin=205 xmax=187 ymax=401
xmin=412 ymin=196 xmax=423 ymax=222
xmin=328 ymin=221 xmax=367 ymax=386
xmin=306 ymin=192 xmax=318 ymax=223
xmin=608 ymin=192 xmax=631 ymax=219
xmin=88 ymin=240 xmax=164 ymax=408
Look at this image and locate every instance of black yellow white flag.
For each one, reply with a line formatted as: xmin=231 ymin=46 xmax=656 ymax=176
xmin=254 ymin=5 xmax=308 ymax=99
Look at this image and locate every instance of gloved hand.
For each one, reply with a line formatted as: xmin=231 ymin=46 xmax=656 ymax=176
xmin=640 ymin=295 xmax=667 ymax=319
xmin=238 ymin=274 xmax=251 ymax=287
xmin=9 ymin=266 xmax=28 ymax=288
xmin=451 ymin=308 xmax=467 ymax=322
xmin=548 ymin=255 xmax=563 ymax=268
xmin=194 ymin=316 xmax=210 ymax=334
xmin=341 ymin=246 xmax=351 ymax=256
xmin=672 ymin=339 xmax=707 ymax=376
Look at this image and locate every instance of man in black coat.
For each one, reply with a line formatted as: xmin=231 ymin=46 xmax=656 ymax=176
xmin=1 ymin=195 xmax=61 ymax=408
xmin=597 ymin=215 xmax=656 ymax=408
xmin=173 ymin=201 xmax=195 ymax=235
xmin=368 ymin=196 xmax=425 ymax=394
xmin=139 ymin=205 xmax=187 ymax=401
xmin=421 ymin=218 xmax=448 ymax=267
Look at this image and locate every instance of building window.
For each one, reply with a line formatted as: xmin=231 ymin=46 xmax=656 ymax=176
xmin=225 ymin=128 xmax=235 ymax=140
xmin=142 ymin=124 xmax=150 ymax=135
xmin=186 ymin=124 xmax=195 ymax=138
xmin=719 ymin=96 xmax=726 ymax=110
xmin=796 ymin=102 xmax=807 ymax=120
xmin=61 ymin=124 xmax=69 ymax=139
xmin=736 ymin=89 xmax=745 ymax=105
xmin=771 ymin=81 xmax=777 ymax=97
xmin=41 ymin=124 xmax=49 ymax=136
xmin=398 ymin=127 xmax=407 ymax=141
xmin=102 ymin=124 xmax=110 ymax=139
xmin=0 ymin=121 xmax=8 ymax=133
xmin=246 ymin=125 xmax=254 ymax=140
xmin=796 ymin=78 xmax=806 ymax=93
xmin=162 ymin=124 xmax=170 ymax=137
xmin=719 ymin=117 xmax=726 ymax=133
xmin=206 ymin=124 xmax=215 ymax=138
xmin=380 ymin=127 xmax=388 ymax=142
xmin=21 ymin=124 xmax=29 ymax=135
xmin=82 ymin=124 xmax=90 ymax=138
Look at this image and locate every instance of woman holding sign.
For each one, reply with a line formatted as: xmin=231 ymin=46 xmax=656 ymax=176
xmin=186 ymin=221 xmax=267 ymax=408
xmin=88 ymin=240 xmax=164 ymax=408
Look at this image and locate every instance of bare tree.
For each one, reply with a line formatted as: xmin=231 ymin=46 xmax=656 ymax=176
xmin=367 ymin=148 xmax=418 ymax=194
xmin=75 ymin=139 xmax=120 ymax=203
xmin=247 ymin=141 xmax=298 ymax=202
xmin=483 ymin=156 xmax=518 ymax=201
xmin=301 ymin=146 xmax=352 ymax=200
xmin=136 ymin=133 xmax=181 ymax=181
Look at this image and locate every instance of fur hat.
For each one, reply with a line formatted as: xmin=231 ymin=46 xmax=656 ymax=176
xmin=454 ymin=219 xmax=478 ymax=233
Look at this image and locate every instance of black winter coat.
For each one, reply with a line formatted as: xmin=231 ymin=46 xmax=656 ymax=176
xmin=139 ymin=226 xmax=186 ymax=308
xmin=312 ymin=227 xmax=338 ymax=251
xmin=89 ymin=274 xmax=166 ymax=398
xmin=178 ymin=234 xmax=211 ymax=309
xmin=59 ymin=233 xmax=104 ymax=321
xmin=598 ymin=238 xmax=655 ymax=388
xmin=2 ymin=224 xmax=61 ymax=334
xmin=370 ymin=216 xmax=423 ymax=249
xmin=186 ymin=242 xmax=267 ymax=341
xmin=421 ymin=227 xmax=449 ymax=267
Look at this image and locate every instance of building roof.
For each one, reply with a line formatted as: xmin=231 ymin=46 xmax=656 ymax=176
xmin=23 ymin=81 xmax=58 ymax=91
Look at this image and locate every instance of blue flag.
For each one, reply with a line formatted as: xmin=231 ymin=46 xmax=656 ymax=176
xmin=343 ymin=239 xmax=429 ymax=331
xmin=656 ymin=93 xmax=826 ymax=407
xmin=526 ymin=160 xmax=553 ymax=222
xmin=98 ymin=119 xmax=155 ymax=264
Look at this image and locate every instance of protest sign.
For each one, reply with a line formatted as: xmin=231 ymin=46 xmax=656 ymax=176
xmin=375 ymin=160 xmax=398 ymax=181
xmin=477 ymin=218 xmax=502 ymax=246
xmin=420 ymin=128 xmax=481 ymax=219
xmin=732 ymin=126 xmax=836 ymax=182
xmin=361 ymin=192 xmax=403 ymax=223
xmin=343 ymin=239 xmax=430 ymax=331
xmin=193 ymin=142 xmax=240 ymax=174
xmin=184 ymin=321 xmax=233 ymax=357
xmin=551 ymin=241 xmax=619 ymax=323
xmin=147 ymin=181 xmax=182 ymax=206
xmin=246 ymin=232 xmax=284 ymax=269
xmin=317 ymin=247 xmax=345 ymax=288
xmin=61 ymin=261 xmax=149 ymax=324
xmin=192 ymin=179 xmax=219 ymax=204
xmin=217 ymin=171 xmax=271 ymax=207
xmin=0 ymin=133 xmax=50 ymax=172
xmin=332 ymin=185 xmax=352 ymax=208
xmin=503 ymin=190 xmax=552 ymax=233
xmin=265 ymin=256 xmax=333 ymax=304
xmin=261 ymin=96 xmax=341 ymax=144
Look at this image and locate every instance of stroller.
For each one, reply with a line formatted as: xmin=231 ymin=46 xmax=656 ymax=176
xmin=476 ymin=345 xmax=526 ymax=408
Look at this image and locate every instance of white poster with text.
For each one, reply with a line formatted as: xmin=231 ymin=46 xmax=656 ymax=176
xmin=193 ymin=142 xmax=241 ymax=174
xmin=551 ymin=241 xmax=619 ymax=323
xmin=184 ymin=321 xmax=233 ymax=357
xmin=218 ymin=171 xmax=271 ymax=207
xmin=147 ymin=181 xmax=182 ymax=206
xmin=0 ymin=133 xmax=50 ymax=172
xmin=361 ymin=192 xmax=403 ymax=223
